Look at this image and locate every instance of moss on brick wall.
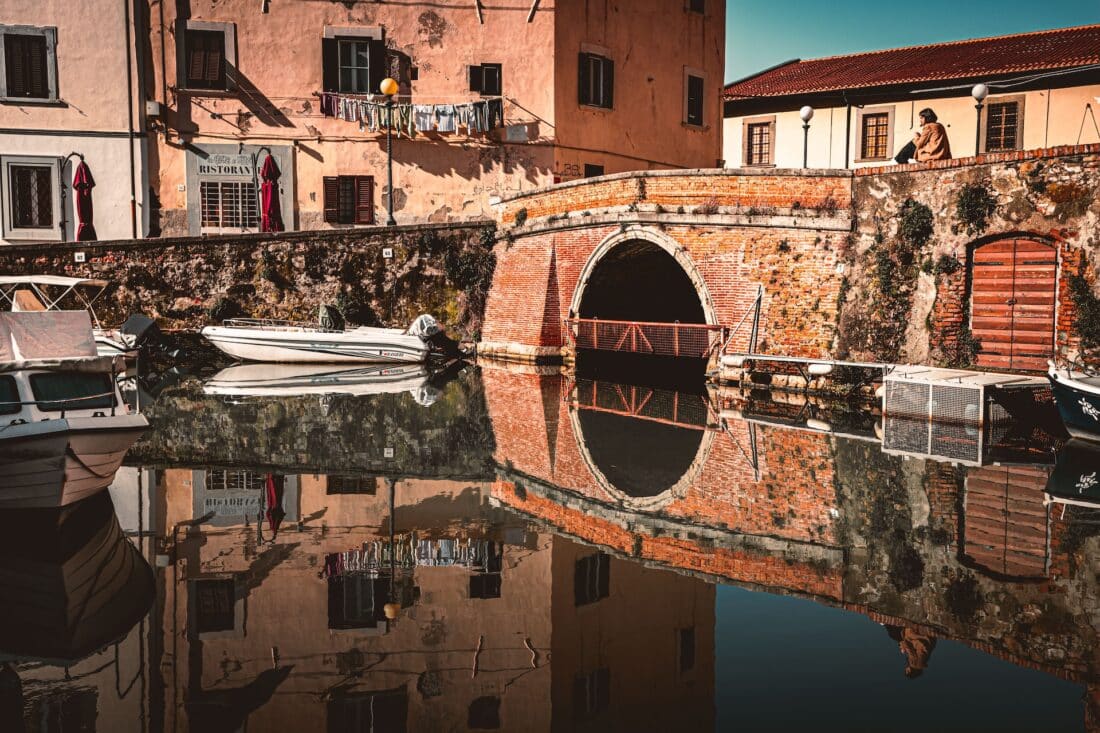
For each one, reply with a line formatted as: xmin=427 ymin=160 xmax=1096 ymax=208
xmin=0 ymin=222 xmax=495 ymax=339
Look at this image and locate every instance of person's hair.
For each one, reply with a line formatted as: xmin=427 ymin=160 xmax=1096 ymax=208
xmin=918 ymin=108 xmax=938 ymax=123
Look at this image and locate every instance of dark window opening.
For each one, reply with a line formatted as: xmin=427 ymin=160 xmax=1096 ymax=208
xmin=184 ymin=29 xmax=226 ymax=90
xmin=469 ymin=573 xmax=502 ymax=599
xmin=584 ymin=164 xmax=605 ymax=178
xmin=4 ymin=33 xmax=49 ymax=98
xmin=686 ymin=74 xmax=704 ymax=126
xmin=746 ymin=122 xmax=771 ymax=166
xmin=30 ymin=371 xmax=115 ymax=412
xmin=679 ymin=627 xmax=696 ymax=672
xmin=860 ymin=112 xmax=890 ymax=160
xmin=327 ymin=688 xmax=408 ymax=733
xmin=689 ymin=0 xmax=705 ymax=12
xmin=323 ymin=175 xmax=374 ymax=225
xmin=10 ymin=164 xmax=53 ymax=229
xmin=578 ymin=53 xmax=613 ymax=109
xmin=327 ymin=475 xmax=376 ymax=494
xmin=0 ymin=376 xmax=19 ymax=415
xmin=469 ymin=63 xmax=502 ymax=96
xmin=194 ymin=578 xmax=235 ymax=633
xmin=468 ymin=696 xmax=501 ymax=729
xmin=573 ymin=668 xmax=610 ymax=721
xmin=327 ymin=574 xmax=388 ymax=629
xmin=985 ymin=101 xmax=1019 ymax=152
xmin=574 ymin=552 xmax=610 ymax=606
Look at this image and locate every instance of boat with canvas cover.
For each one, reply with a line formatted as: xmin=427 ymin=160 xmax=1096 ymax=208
xmin=201 ymin=310 xmax=458 ymax=364
xmin=1048 ymin=361 xmax=1100 ymax=442
xmin=0 ymin=311 xmax=148 ymax=509
xmin=0 ymin=275 xmax=157 ymax=358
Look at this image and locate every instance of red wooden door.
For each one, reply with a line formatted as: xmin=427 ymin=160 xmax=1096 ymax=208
xmin=971 ymin=239 xmax=1057 ymax=371
xmin=963 ymin=465 xmax=1049 ymax=579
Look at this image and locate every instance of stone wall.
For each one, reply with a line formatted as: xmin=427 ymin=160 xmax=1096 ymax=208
xmin=0 ymin=222 xmax=495 ymax=339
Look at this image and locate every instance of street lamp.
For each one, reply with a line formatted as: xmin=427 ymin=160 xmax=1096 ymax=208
xmin=380 ymin=77 xmax=400 ymax=226
xmin=800 ymin=106 xmax=814 ymax=168
xmin=972 ymin=83 xmax=989 ymax=157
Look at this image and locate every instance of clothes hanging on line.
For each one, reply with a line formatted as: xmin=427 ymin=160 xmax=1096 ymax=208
xmin=321 ymin=92 xmax=505 ymax=137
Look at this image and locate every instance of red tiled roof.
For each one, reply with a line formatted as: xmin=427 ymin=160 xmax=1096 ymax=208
xmin=724 ymin=24 xmax=1100 ymax=99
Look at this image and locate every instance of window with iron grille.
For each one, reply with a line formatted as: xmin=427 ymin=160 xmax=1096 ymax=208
xmin=323 ymin=175 xmax=374 ymax=225
xmin=985 ymin=101 xmax=1020 ymax=152
xmin=185 ymin=29 xmax=226 ymax=90
xmin=193 ymin=578 xmax=236 ymax=633
xmin=574 ymin=552 xmax=610 ymax=606
xmin=861 ymin=112 xmax=890 ymax=160
xmin=578 ymin=53 xmax=613 ymax=109
xmin=327 ymin=475 xmax=376 ymax=494
xmin=3 ymin=33 xmax=50 ymax=98
xmin=746 ymin=122 xmax=772 ymax=166
xmin=207 ymin=470 xmax=266 ymax=491
xmin=199 ymin=181 xmax=258 ymax=232
xmin=10 ymin=164 xmax=53 ymax=229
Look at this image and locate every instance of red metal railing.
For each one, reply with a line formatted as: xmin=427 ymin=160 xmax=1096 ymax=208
xmin=566 ymin=377 xmax=717 ymax=431
xmin=563 ymin=318 xmax=726 ymax=358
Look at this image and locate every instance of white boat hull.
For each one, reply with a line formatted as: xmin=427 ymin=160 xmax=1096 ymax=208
xmin=0 ymin=415 xmax=148 ymax=509
xmin=201 ymin=325 xmax=429 ymax=364
xmin=203 ymin=363 xmax=430 ymax=397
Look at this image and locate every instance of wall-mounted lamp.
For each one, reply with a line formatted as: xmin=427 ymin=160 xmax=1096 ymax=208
xmin=971 ymin=83 xmax=989 ymax=156
xmin=800 ymin=105 xmax=815 ymax=168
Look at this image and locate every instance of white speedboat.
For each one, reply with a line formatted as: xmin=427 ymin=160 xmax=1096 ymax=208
xmin=0 ymin=311 xmax=148 ymax=509
xmin=203 ymin=363 xmax=431 ymax=397
xmin=0 ymin=275 xmax=150 ymax=358
xmin=201 ymin=313 xmax=451 ymax=364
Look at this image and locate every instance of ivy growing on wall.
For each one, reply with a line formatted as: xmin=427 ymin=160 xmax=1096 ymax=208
xmin=1069 ymin=262 xmax=1100 ymax=356
xmin=955 ymin=182 xmax=997 ymax=236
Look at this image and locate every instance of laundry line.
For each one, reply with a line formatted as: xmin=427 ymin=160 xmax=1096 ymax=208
xmin=320 ymin=92 xmax=505 ymax=137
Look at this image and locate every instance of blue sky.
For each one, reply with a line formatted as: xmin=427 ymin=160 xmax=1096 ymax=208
xmin=725 ymin=0 xmax=1100 ymax=83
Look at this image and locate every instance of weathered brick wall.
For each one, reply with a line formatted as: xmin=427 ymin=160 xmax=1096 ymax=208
xmin=0 ymin=222 xmax=494 ymax=338
xmin=483 ymin=169 xmax=852 ymax=361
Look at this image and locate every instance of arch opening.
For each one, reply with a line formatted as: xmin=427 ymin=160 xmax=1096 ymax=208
xmin=577 ymin=239 xmax=706 ymax=323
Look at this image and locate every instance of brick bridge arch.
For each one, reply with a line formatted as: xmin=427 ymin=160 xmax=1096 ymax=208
xmin=479 ymin=168 xmax=854 ymax=363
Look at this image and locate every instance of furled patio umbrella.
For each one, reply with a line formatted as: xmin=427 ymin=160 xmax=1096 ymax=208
xmin=264 ymin=474 xmax=285 ymax=537
xmin=73 ymin=160 xmax=98 ymax=241
xmin=259 ymin=154 xmax=284 ymax=233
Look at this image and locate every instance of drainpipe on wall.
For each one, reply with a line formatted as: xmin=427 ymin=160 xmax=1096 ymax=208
xmin=124 ymin=0 xmax=139 ymax=238
xmin=843 ymin=94 xmax=852 ymax=170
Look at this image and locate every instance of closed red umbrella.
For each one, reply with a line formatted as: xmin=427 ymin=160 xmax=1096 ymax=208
xmin=259 ymin=154 xmax=284 ymax=233
xmin=73 ymin=161 xmax=97 ymax=241
xmin=264 ymin=474 xmax=285 ymax=537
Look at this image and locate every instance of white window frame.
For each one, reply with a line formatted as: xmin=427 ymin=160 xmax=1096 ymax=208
xmin=0 ymin=155 xmax=61 ymax=242
xmin=198 ymin=177 xmax=259 ymax=234
xmin=0 ymin=25 xmax=59 ymax=103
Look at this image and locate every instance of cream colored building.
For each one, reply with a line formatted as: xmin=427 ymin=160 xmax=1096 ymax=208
xmin=723 ymin=25 xmax=1100 ymax=170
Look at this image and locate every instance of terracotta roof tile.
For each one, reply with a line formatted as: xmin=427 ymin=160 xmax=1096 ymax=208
xmin=724 ymin=24 xmax=1100 ymax=99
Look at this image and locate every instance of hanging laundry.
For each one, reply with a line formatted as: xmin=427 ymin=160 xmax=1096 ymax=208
xmin=414 ymin=105 xmax=434 ymax=132
xmin=486 ymin=98 xmax=504 ymax=130
xmin=435 ymin=105 xmax=457 ymax=133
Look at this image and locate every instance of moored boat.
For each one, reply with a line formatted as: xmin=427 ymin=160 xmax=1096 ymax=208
xmin=203 ymin=363 xmax=432 ymax=398
xmin=1047 ymin=361 xmax=1100 ymax=442
xmin=1044 ymin=438 xmax=1100 ymax=509
xmin=201 ymin=312 xmax=458 ymax=364
xmin=0 ymin=311 xmax=148 ymax=509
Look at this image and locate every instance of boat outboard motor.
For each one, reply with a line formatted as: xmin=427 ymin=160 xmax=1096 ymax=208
xmin=319 ymin=304 xmax=345 ymax=331
xmin=407 ymin=314 xmax=462 ymax=359
xmin=120 ymin=314 xmax=161 ymax=350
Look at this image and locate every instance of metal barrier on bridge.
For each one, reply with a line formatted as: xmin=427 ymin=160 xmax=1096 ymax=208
xmin=566 ymin=377 xmax=719 ymax=431
xmin=563 ymin=318 xmax=726 ymax=358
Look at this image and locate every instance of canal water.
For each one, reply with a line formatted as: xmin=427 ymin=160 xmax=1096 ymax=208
xmin=3 ymin=359 xmax=1097 ymax=732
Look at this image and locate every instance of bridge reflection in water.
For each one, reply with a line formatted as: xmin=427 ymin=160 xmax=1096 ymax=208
xmin=6 ymin=364 xmax=1100 ymax=732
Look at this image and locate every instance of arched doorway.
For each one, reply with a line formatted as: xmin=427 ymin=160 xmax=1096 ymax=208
xmin=970 ymin=238 xmax=1057 ymax=371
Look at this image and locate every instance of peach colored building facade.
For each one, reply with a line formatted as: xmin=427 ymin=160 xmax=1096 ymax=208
xmin=145 ymin=0 xmax=725 ymax=236
xmin=0 ymin=0 xmax=147 ymax=244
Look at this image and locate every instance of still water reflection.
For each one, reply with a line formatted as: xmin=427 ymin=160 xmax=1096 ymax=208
xmin=4 ymin=360 xmax=1100 ymax=731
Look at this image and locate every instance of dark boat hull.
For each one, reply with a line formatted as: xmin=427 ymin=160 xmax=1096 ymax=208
xmin=1048 ymin=373 xmax=1100 ymax=442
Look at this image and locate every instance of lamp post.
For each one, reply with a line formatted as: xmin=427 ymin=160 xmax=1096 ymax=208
xmin=972 ymin=83 xmax=989 ymax=157
xmin=380 ymin=77 xmax=399 ymax=226
xmin=800 ymin=106 xmax=814 ymax=168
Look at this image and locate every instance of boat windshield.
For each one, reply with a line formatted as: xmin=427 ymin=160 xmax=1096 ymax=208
xmin=0 ymin=376 xmax=19 ymax=415
xmin=29 ymin=372 xmax=116 ymax=412
xmin=0 ymin=277 xmax=110 ymax=327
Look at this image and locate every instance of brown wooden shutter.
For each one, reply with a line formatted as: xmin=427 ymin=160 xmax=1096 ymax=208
xmin=603 ymin=58 xmax=614 ymax=108
xmin=469 ymin=65 xmax=483 ymax=93
xmin=322 ymin=176 xmax=339 ymax=223
xmin=321 ymin=38 xmax=338 ymax=92
xmin=354 ymin=176 xmax=374 ymax=225
xmin=367 ymin=39 xmax=386 ymax=95
xmin=5 ymin=34 xmax=48 ymax=98
xmin=577 ymin=53 xmax=590 ymax=105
